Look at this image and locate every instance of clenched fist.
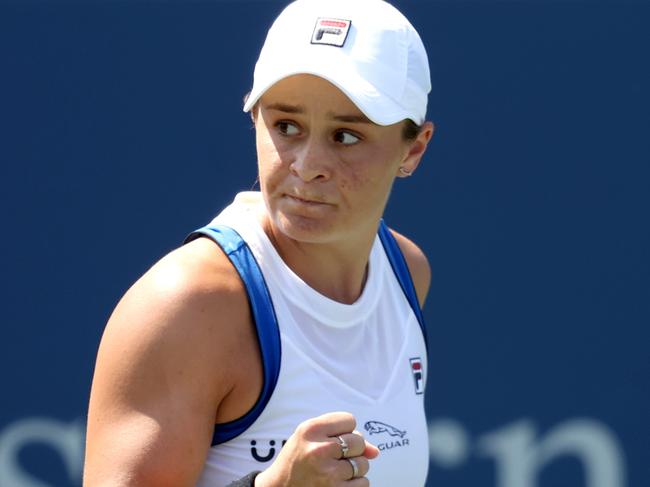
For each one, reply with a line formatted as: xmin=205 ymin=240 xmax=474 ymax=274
xmin=254 ymin=412 xmax=380 ymax=486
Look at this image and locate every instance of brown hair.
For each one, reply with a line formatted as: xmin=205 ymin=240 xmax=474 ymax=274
xmin=402 ymin=119 xmax=422 ymax=141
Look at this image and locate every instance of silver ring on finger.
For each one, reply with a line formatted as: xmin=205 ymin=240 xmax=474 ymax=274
xmin=336 ymin=435 xmax=350 ymax=459
xmin=347 ymin=457 xmax=360 ymax=479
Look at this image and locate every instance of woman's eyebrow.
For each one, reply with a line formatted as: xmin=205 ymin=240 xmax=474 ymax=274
xmin=328 ymin=113 xmax=372 ymax=124
xmin=264 ymin=102 xmax=372 ymax=124
xmin=266 ymin=102 xmax=304 ymax=113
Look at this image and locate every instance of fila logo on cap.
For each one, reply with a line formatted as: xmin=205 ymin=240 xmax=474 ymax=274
xmin=410 ymin=357 xmax=424 ymax=395
xmin=311 ymin=18 xmax=351 ymax=47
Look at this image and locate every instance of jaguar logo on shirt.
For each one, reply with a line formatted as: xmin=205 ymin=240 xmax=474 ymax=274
xmin=364 ymin=421 xmax=410 ymax=452
xmin=364 ymin=421 xmax=407 ymax=438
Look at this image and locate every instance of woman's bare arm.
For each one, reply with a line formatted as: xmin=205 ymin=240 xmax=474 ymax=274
xmin=84 ymin=238 xmax=259 ymax=486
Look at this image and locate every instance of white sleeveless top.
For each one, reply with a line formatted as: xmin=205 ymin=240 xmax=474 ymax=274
xmin=193 ymin=192 xmax=429 ymax=486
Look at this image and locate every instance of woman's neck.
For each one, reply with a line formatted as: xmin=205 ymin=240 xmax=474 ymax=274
xmin=261 ymin=216 xmax=375 ymax=304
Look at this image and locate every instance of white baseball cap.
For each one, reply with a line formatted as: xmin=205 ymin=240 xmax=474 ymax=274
xmin=243 ymin=0 xmax=431 ymax=126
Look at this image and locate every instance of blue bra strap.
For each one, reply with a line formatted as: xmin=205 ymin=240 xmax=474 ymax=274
xmin=185 ymin=224 xmax=282 ymax=446
xmin=377 ymin=220 xmax=429 ymax=355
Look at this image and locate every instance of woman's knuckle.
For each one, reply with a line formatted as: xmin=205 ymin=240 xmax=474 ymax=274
xmin=314 ymin=441 xmax=334 ymax=457
xmin=296 ymin=418 xmax=315 ymax=437
xmin=343 ymin=412 xmax=357 ymax=430
xmin=304 ymin=442 xmax=323 ymax=458
xmin=325 ymin=462 xmax=341 ymax=478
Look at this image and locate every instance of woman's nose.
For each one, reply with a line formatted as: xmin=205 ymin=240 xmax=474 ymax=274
xmin=289 ymin=137 xmax=332 ymax=182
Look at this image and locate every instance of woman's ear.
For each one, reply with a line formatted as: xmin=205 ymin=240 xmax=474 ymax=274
xmin=397 ymin=121 xmax=435 ymax=177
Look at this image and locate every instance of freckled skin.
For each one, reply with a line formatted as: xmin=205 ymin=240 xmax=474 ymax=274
xmin=253 ymin=74 xmax=416 ymax=251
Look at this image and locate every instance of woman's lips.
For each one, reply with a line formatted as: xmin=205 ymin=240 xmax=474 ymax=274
xmin=285 ymin=194 xmax=331 ymax=206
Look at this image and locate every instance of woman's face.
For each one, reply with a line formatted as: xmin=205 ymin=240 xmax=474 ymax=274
xmin=254 ymin=74 xmax=429 ymax=247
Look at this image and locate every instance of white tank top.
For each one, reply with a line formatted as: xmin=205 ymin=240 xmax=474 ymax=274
xmin=191 ymin=192 xmax=429 ymax=486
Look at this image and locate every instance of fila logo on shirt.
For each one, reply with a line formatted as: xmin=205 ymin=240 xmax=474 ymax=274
xmin=410 ymin=357 xmax=424 ymax=394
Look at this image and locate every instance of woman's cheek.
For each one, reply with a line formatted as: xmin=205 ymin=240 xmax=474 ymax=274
xmin=258 ymin=156 xmax=289 ymax=197
xmin=338 ymin=173 xmax=365 ymax=192
xmin=337 ymin=158 xmax=374 ymax=191
xmin=257 ymin=142 xmax=286 ymax=175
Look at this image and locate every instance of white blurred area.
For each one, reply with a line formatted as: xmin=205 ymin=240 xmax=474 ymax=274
xmin=0 ymin=415 xmax=626 ymax=486
xmin=429 ymin=418 xmax=626 ymax=487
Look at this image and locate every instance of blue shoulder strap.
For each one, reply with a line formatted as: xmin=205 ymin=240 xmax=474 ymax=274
xmin=185 ymin=224 xmax=281 ymax=446
xmin=377 ymin=220 xmax=429 ymax=354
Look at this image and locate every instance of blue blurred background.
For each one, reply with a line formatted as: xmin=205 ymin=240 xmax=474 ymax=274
xmin=1 ymin=0 xmax=648 ymax=486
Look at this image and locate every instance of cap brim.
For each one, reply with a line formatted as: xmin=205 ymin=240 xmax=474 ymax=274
xmin=243 ymin=62 xmax=412 ymax=126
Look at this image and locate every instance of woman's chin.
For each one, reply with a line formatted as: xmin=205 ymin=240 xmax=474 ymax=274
xmin=273 ymin=211 xmax=340 ymax=245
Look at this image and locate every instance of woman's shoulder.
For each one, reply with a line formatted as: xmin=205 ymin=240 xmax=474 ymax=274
xmin=148 ymin=236 xmax=247 ymax=300
xmin=122 ymin=236 xmax=248 ymax=325
xmin=85 ymin=237 xmax=259 ymax=485
xmin=99 ymin=236 xmax=253 ymax=393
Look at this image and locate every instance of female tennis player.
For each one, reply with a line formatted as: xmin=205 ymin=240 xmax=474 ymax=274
xmin=84 ymin=0 xmax=434 ymax=485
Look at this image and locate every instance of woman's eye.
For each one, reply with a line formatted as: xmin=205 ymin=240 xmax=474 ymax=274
xmin=334 ymin=131 xmax=361 ymax=145
xmin=277 ymin=121 xmax=300 ymax=136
